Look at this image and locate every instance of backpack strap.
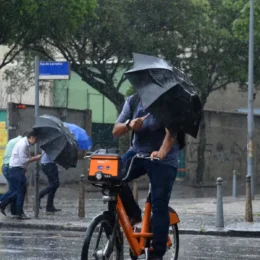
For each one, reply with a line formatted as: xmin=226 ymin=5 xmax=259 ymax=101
xmin=129 ymin=94 xmax=140 ymax=146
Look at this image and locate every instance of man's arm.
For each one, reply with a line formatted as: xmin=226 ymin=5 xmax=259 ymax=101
xmin=151 ymin=128 xmax=175 ymax=160
xmin=113 ymin=97 xmax=132 ymax=137
xmin=112 ymin=123 xmax=130 ymax=137
xmin=18 ymin=144 xmax=41 ymax=164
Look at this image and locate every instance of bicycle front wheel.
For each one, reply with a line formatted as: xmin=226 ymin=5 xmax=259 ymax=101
xmin=164 ymin=224 xmax=179 ymax=260
xmin=81 ymin=213 xmax=122 ymax=260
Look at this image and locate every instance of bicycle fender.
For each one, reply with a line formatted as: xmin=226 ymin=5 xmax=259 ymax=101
xmin=168 ymin=206 xmax=180 ymax=225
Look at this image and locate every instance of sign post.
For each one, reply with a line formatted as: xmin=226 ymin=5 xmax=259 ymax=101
xmin=34 ymin=59 xmax=70 ymax=218
xmin=34 ymin=56 xmax=40 ymax=218
xmin=247 ymin=0 xmax=255 ymax=199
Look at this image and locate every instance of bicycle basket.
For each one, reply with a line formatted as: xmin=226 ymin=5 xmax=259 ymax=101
xmin=87 ymin=149 xmax=123 ymax=183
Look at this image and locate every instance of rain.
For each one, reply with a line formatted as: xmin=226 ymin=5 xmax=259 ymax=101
xmin=0 ymin=0 xmax=260 ymax=259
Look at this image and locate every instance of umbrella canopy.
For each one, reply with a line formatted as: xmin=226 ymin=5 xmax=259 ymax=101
xmin=64 ymin=122 xmax=92 ymax=150
xmin=125 ymin=53 xmax=202 ymax=138
xmin=33 ymin=115 xmax=78 ymax=169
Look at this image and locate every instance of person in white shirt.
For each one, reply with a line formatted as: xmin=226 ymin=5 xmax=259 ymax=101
xmin=1 ymin=131 xmax=29 ymax=216
xmin=0 ymin=130 xmax=41 ymax=219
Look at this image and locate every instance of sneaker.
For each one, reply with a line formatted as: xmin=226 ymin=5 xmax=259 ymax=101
xmin=0 ymin=202 xmax=7 ymax=216
xmin=16 ymin=213 xmax=31 ymax=220
xmin=46 ymin=207 xmax=61 ymax=213
xmin=148 ymin=250 xmax=163 ymax=260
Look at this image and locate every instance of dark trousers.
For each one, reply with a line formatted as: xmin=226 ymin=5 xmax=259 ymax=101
xmin=1 ymin=164 xmax=17 ymax=215
xmin=1 ymin=167 xmax=26 ymax=216
xmin=39 ymin=163 xmax=59 ymax=209
xmin=120 ymin=150 xmax=177 ymax=257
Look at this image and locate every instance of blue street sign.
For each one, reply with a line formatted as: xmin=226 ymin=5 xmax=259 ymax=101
xmin=39 ymin=61 xmax=70 ymax=80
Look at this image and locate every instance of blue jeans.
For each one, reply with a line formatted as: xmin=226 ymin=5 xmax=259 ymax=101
xmin=39 ymin=163 xmax=60 ymax=209
xmin=1 ymin=167 xmax=26 ymax=216
xmin=2 ymin=164 xmax=9 ymax=180
xmin=120 ymin=150 xmax=177 ymax=257
xmin=1 ymin=164 xmax=17 ymax=215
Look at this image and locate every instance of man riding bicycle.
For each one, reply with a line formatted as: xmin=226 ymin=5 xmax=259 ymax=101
xmin=112 ymin=93 xmax=179 ymax=260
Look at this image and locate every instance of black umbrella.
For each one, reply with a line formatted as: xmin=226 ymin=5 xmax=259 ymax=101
xmin=33 ymin=115 xmax=78 ymax=169
xmin=125 ymin=53 xmax=202 ymax=138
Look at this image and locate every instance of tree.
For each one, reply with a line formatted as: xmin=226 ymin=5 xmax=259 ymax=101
xmin=127 ymin=0 xmax=260 ymax=184
xmin=232 ymin=0 xmax=260 ymax=89
xmin=20 ymin=0 xmax=204 ymax=113
xmin=0 ymin=0 xmax=96 ymax=70
xmin=6 ymin=0 xmax=260 ymax=185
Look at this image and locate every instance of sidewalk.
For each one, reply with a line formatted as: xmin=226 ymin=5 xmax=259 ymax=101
xmin=0 ymin=183 xmax=259 ymax=237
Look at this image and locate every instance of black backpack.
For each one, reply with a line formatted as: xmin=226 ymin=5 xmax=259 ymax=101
xmin=128 ymin=93 xmax=185 ymax=150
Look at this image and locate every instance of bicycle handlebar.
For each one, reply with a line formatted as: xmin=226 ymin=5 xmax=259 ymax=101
xmin=122 ymin=154 xmax=159 ymax=181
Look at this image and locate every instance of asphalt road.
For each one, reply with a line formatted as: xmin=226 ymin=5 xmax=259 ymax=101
xmin=0 ymin=229 xmax=259 ymax=260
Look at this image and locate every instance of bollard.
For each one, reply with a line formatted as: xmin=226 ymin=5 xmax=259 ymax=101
xmin=245 ymin=175 xmax=253 ymax=222
xmin=232 ymin=170 xmax=237 ymax=199
xmin=133 ymin=180 xmax=139 ymax=203
xmin=216 ymin=177 xmax=224 ymax=228
xmin=78 ymin=174 xmax=85 ymax=218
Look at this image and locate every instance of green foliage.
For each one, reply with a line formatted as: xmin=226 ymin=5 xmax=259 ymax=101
xmin=0 ymin=0 xmax=96 ymax=69
xmin=4 ymin=0 xmax=260 ymax=109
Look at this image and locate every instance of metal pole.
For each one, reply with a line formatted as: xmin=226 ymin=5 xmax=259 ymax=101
xmin=232 ymin=170 xmax=237 ymax=199
xmin=34 ymin=56 xmax=40 ymax=218
xmin=78 ymin=174 xmax=85 ymax=218
xmin=215 ymin=177 xmax=224 ymax=228
xmin=247 ymin=0 xmax=255 ymax=199
xmin=245 ymin=175 xmax=253 ymax=222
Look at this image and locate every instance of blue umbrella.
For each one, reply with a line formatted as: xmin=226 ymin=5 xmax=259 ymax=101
xmin=64 ymin=122 xmax=92 ymax=150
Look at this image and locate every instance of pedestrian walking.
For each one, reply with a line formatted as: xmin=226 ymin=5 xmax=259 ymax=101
xmin=1 ymin=131 xmax=29 ymax=215
xmin=39 ymin=151 xmax=61 ymax=213
xmin=0 ymin=130 xmax=41 ymax=219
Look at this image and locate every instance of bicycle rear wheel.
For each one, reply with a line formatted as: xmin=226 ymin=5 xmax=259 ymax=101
xmin=81 ymin=213 xmax=122 ymax=260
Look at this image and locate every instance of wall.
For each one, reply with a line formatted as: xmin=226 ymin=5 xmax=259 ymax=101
xmin=53 ymin=70 xmax=131 ymax=124
xmin=205 ymin=83 xmax=260 ymax=111
xmin=7 ymin=103 xmax=92 ymax=184
xmin=0 ymin=110 xmax=7 ymax=183
xmin=185 ymin=110 xmax=260 ymax=183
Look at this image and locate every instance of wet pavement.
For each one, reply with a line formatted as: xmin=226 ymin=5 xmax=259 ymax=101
xmin=0 ymin=182 xmax=260 ymax=235
xmin=0 ymin=228 xmax=259 ymax=259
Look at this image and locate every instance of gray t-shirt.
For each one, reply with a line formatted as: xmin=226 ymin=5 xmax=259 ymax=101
xmin=116 ymin=95 xmax=179 ymax=168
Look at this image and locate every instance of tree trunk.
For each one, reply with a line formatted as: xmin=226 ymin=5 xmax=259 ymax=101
xmin=195 ymin=111 xmax=206 ymax=186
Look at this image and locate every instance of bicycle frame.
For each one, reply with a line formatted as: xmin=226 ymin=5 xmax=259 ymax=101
xmin=116 ymin=195 xmax=180 ymax=257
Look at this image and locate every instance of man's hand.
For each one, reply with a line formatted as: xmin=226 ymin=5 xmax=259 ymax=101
xmin=129 ymin=118 xmax=143 ymax=131
xmin=31 ymin=154 xmax=42 ymax=162
xmin=150 ymin=149 xmax=167 ymax=160
xmin=35 ymin=154 xmax=42 ymax=160
xmin=129 ymin=114 xmax=150 ymax=131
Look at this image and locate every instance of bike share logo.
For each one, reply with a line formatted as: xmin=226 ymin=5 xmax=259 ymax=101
xmin=97 ymin=165 xmax=103 ymax=170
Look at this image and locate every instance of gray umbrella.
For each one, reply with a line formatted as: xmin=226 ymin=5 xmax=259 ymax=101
xmin=125 ymin=53 xmax=202 ymax=138
xmin=33 ymin=115 xmax=78 ymax=169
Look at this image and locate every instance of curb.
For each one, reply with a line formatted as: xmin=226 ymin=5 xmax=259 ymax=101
xmin=179 ymin=228 xmax=260 ymax=238
xmin=0 ymin=221 xmax=87 ymax=232
xmin=1 ymin=221 xmax=260 ymax=238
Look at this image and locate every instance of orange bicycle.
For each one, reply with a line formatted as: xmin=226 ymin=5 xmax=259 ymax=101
xmin=81 ymin=151 xmax=180 ymax=260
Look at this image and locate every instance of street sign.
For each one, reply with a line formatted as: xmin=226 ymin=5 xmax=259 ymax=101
xmin=39 ymin=61 xmax=70 ymax=80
